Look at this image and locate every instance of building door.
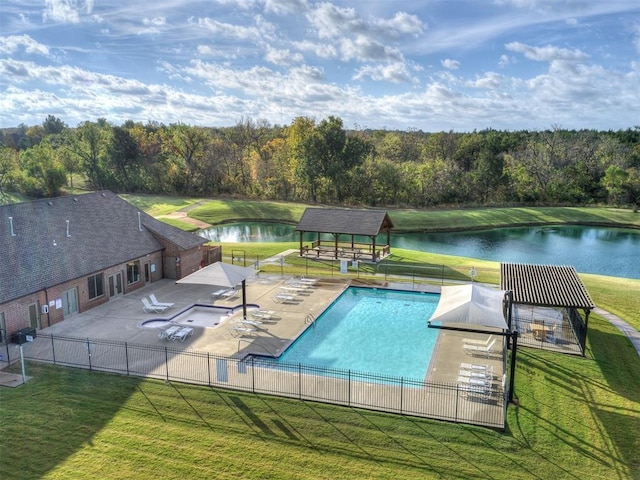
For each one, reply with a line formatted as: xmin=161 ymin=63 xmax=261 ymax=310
xmin=28 ymin=302 xmax=40 ymax=330
xmin=0 ymin=313 xmax=6 ymax=345
xmin=108 ymin=272 xmax=123 ymax=297
xmin=62 ymin=288 xmax=79 ymax=317
xmin=144 ymin=262 xmax=150 ymax=283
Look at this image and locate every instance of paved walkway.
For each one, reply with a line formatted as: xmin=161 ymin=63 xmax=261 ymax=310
xmin=593 ymin=307 xmax=640 ymax=357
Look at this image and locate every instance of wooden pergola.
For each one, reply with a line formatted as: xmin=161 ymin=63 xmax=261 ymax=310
xmin=500 ymin=263 xmax=595 ymax=355
xmin=295 ymin=207 xmax=394 ymax=263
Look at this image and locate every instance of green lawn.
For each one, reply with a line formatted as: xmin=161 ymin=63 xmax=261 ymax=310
xmin=121 ymin=194 xmax=640 ymax=232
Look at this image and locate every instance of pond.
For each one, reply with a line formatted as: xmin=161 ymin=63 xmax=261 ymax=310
xmin=198 ymin=223 xmax=640 ymax=279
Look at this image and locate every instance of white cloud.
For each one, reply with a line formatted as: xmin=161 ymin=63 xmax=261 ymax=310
xmin=441 ymin=59 xmax=460 ymax=70
xmin=143 ymin=17 xmax=166 ymax=27
xmin=265 ymin=46 xmax=304 ymax=65
xmin=340 ymin=35 xmax=404 ymax=63
xmin=506 ymin=41 xmax=589 ymax=62
xmin=197 ymin=17 xmax=262 ymax=41
xmin=292 ymin=40 xmax=337 ymax=59
xmin=43 ymin=0 xmax=94 ymax=24
xmin=0 ymin=35 xmax=50 ymax=56
xmin=264 ymin=0 xmax=309 ymax=15
xmin=353 ymin=62 xmax=416 ymax=84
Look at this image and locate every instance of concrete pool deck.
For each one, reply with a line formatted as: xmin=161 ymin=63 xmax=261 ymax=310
xmin=31 ymin=275 xmax=503 ymax=389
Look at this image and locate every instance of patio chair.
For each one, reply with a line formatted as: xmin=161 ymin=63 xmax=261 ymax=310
xmin=251 ymin=309 xmax=276 ymax=320
xmin=463 ymin=339 xmax=496 ymax=357
xmin=460 ymin=362 xmax=489 ymax=371
xmin=158 ymin=324 xmax=181 ymax=340
xmin=457 ymin=383 xmax=492 ymax=401
xmin=229 ymin=324 xmax=257 ymax=337
xmin=149 ymin=293 xmax=174 ymax=308
xmin=457 ymin=375 xmax=491 ymax=388
xmin=459 ymin=368 xmax=492 ymax=381
xmin=142 ymin=297 xmax=168 ymax=313
xmin=462 ymin=335 xmax=494 ymax=346
xmin=172 ymin=326 xmax=194 ymax=342
xmin=273 ymin=293 xmax=297 ymax=303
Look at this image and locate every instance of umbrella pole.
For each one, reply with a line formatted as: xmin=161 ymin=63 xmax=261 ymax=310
xmin=242 ymin=280 xmax=247 ymax=319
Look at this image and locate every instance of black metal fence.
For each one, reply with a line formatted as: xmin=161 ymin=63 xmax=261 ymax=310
xmin=15 ymin=333 xmax=506 ymax=429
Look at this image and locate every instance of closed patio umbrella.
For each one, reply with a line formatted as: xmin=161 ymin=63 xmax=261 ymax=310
xmin=176 ymin=262 xmax=257 ymax=319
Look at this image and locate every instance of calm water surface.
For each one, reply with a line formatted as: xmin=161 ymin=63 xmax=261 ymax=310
xmin=199 ymin=223 xmax=640 ymax=279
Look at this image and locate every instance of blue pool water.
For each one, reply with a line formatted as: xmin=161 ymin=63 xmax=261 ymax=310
xmin=273 ymin=287 xmax=440 ymax=380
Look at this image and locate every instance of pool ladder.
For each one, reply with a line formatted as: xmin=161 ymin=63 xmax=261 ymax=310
xmin=305 ymin=313 xmax=316 ymax=328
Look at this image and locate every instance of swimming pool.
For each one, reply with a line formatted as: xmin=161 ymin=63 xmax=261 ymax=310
xmin=272 ymin=287 xmax=440 ymax=381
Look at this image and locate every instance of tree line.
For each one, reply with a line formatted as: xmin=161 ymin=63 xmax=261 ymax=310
xmin=1 ymin=115 xmax=639 ymax=207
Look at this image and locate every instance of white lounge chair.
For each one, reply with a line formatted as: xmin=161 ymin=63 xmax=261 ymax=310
xmin=158 ymin=324 xmax=181 ymax=340
xmin=251 ymin=309 xmax=276 ymax=320
xmin=273 ymin=293 xmax=297 ymax=303
xmin=173 ymin=326 xmax=194 ymax=342
xmin=462 ymin=335 xmax=494 ymax=346
xmin=142 ymin=297 xmax=168 ymax=313
xmin=460 ymin=362 xmax=489 ymax=371
xmin=150 ymin=293 xmax=174 ymax=308
xmin=457 ymin=376 xmax=490 ymax=387
xmin=229 ymin=324 xmax=257 ymax=337
xmin=463 ymin=339 xmax=496 ymax=357
xmin=240 ymin=319 xmax=262 ymax=327
xmin=459 ymin=368 xmax=492 ymax=380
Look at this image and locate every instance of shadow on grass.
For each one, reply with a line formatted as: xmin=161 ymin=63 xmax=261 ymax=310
xmin=0 ymin=363 xmax=143 ymax=479
xmin=512 ymin=344 xmax=639 ymax=478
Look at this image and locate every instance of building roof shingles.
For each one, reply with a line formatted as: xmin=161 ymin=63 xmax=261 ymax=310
xmin=0 ymin=191 xmax=206 ymax=303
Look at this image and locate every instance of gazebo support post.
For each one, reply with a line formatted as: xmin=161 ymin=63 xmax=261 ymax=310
xmin=241 ymin=279 xmax=247 ymax=320
xmin=508 ymin=330 xmax=518 ymax=404
xmin=581 ymin=308 xmax=590 ymax=356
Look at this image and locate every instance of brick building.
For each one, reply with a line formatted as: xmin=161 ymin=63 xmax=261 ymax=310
xmin=0 ymin=191 xmax=208 ymax=341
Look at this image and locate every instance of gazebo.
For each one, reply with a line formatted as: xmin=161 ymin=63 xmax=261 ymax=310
xmin=295 ymin=207 xmax=394 ymax=263
xmin=500 ymin=263 xmax=595 ymax=356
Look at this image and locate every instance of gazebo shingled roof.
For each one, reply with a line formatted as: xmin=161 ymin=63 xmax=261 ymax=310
xmin=295 ymin=208 xmax=393 ymax=236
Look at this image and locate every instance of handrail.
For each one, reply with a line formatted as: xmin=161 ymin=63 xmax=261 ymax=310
xmin=305 ymin=313 xmax=316 ymax=327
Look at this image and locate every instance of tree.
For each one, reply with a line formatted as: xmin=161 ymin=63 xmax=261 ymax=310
xmin=19 ymin=138 xmax=67 ymax=197
xmin=65 ymin=121 xmax=112 ymax=190
xmin=0 ymin=146 xmax=20 ymax=199
xmin=602 ymin=165 xmax=630 ymax=205
xmin=42 ymin=115 xmax=67 ymax=135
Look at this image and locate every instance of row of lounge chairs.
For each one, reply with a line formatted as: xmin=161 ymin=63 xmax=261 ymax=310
xmin=457 ymin=361 xmax=494 ymax=399
xmin=141 ymin=294 xmax=175 ymax=313
xmin=273 ymin=277 xmax=318 ymax=303
xmin=158 ymin=324 xmax=194 ymax=342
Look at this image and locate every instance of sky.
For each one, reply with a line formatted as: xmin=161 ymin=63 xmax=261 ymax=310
xmin=1 ymin=0 xmax=639 ymax=132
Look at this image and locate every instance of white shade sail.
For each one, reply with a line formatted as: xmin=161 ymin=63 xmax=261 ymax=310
xmin=176 ymin=262 xmax=256 ymax=288
xmin=428 ymin=284 xmax=508 ymax=330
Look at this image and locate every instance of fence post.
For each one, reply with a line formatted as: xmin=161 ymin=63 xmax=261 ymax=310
xmin=298 ymin=363 xmax=302 ymax=400
xmin=87 ymin=339 xmax=92 ymax=370
xmin=125 ymin=342 xmax=129 ymax=375
xmin=348 ymin=370 xmax=351 ymax=406
xmin=207 ymin=352 xmax=211 ymax=386
xmin=251 ymin=356 xmax=255 ymax=393
xmin=455 ymin=385 xmax=459 ymax=422
xmin=51 ymin=335 xmax=56 ymax=364
xmin=400 ymin=377 xmax=404 ymax=414
xmin=165 ymin=346 xmax=169 ymax=381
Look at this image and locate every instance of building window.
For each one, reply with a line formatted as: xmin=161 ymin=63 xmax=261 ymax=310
xmin=88 ymin=274 xmax=104 ymax=300
xmin=126 ymin=261 xmax=141 ymax=285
